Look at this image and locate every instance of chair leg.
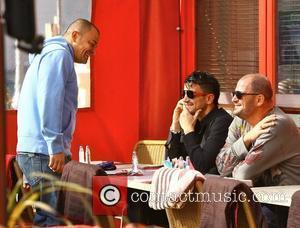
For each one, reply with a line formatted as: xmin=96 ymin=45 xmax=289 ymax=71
xmin=241 ymin=195 xmax=256 ymax=228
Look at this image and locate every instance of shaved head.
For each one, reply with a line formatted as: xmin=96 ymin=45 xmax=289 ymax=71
xmin=64 ymin=18 xmax=99 ymax=36
xmin=241 ymin=73 xmax=273 ymax=100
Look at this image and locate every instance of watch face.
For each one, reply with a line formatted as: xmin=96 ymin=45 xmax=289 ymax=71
xmin=170 ymin=129 xmax=181 ymax=134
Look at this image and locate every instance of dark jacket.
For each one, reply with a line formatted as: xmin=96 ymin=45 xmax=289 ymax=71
xmin=165 ymin=108 xmax=233 ymax=174
xmin=200 ymin=175 xmax=267 ymax=228
xmin=57 ymin=160 xmax=108 ymax=225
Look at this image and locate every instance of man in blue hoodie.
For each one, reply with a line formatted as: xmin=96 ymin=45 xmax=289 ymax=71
xmin=16 ymin=18 xmax=99 ymax=225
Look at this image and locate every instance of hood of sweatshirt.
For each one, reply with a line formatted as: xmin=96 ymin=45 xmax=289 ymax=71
xmin=29 ymin=36 xmax=74 ymax=64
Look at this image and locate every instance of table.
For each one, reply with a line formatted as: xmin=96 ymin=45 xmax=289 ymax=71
xmin=108 ymin=164 xmax=154 ymax=191
xmin=125 ymin=168 xmax=300 ymax=207
xmin=93 ymin=162 xmax=300 ymax=207
xmin=91 ymin=162 xmax=155 ymax=191
xmin=251 ymin=185 xmax=300 ymax=207
xmin=106 ymin=163 xmax=167 ymax=226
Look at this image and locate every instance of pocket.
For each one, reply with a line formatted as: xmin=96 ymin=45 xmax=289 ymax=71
xmin=29 ymin=155 xmax=43 ymax=186
xmin=17 ymin=154 xmax=42 ymax=186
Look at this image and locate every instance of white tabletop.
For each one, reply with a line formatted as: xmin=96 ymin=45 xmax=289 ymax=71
xmin=91 ymin=162 xmax=156 ymax=191
xmin=92 ymin=161 xmax=300 ymax=207
xmin=127 ymin=169 xmax=300 ymax=207
xmin=113 ymin=164 xmax=154 ymax=191
xmin=251 ymin=185 xmax=300 ymax=207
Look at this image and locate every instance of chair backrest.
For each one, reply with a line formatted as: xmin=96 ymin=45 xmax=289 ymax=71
xmin=200 ymin=176 xmax=267 ymax=228
xmin=57 ymin=161 xmax=113 ymax=226
xmin=133 ymin=140 xmax=166 ymax=165
xmin=165 ymin=180 xmax=203 ymax=228
xmin=287 ymin=190 xmax=300 ymax=228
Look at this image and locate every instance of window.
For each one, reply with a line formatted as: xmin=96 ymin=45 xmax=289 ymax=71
xmin=196 ymin=0 xmax=259 ymax=104
xmin=4 ymin=0 xmax=92 ymax=110
xmin=276 ymin=0 xmax=300 ymax=108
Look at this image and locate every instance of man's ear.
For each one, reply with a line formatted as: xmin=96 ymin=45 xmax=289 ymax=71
xmin=206 ymin=94 xmax=215 ymax=105
xmin=71 ymin=31 xmax=80 ymax=43
xmin=256 ymin=94 xmax=265 ymax=106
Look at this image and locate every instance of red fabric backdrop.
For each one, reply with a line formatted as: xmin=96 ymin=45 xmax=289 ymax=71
xmin=84 ymin=0 xmax=181 ymax=161
xmin=72 ymin=0 xmax=141 ymax=161
xmin=139 ymin=0 xmax=181 ymax=138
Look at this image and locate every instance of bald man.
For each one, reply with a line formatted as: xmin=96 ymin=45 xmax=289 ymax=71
xmin=216 ymin=73 xmax=300 ymax=185
xmin=16 ymin=18 xmax=99 ymax=225
xmin=216 ymin=73 xmax=300 ymax=227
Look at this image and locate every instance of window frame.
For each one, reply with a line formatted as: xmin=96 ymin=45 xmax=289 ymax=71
xmin=190 ymin=0 xmax=300 ymax=112
xmin=262 ymin=0 xmax=300 ymax=112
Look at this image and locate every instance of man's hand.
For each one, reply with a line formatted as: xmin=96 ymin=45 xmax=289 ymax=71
xmin=170 ymin=99 xmax=184 ymax=132
xmin=22 ymin=173 xmax=30 ymax=190
xmin=49 ymin=152 xmax=65 ymax=173
xmin=243 ymin=114 xmax=277 ymax=149
xmin=179 ymin=104 xmax=201 ymax=134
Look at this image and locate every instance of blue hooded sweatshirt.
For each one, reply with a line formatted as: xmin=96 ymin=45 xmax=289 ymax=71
xmin=17 ymin=36 xmax=78 ymax=156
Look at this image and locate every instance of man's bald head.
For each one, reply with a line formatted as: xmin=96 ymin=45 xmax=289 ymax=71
xmin=64 ymin=18 xmax=99 ymax=36
xmin=241 ymin=73 xmax=273 ymax=101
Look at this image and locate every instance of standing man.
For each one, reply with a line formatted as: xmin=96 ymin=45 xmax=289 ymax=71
xmin=216 ymin=73 xmax=300 ymax=227
xmin=16 ymin=18 xmax=99 ymax=226
xmin=165 ymin=71 xmax=233 ymax=174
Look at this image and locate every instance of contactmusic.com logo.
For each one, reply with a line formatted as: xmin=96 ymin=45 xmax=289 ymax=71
xmin=99 ymin=184 xmax=121 ymax=206
xmin=92 ymin=176 xmax=128 ymax=216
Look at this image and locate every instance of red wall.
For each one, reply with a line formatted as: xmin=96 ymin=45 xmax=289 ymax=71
xmin=72 ymin=0 xmax=141 ymax=161
xmin=5 ymin=0 xmax=195 ymax=162
xmin=6 ymin=1 xmax=141 ymax=162
xmin=5 ymin=112 xmax=17 ymax=155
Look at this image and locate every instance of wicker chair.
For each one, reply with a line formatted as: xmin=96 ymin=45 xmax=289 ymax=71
xmin=165 ymin=178 xmax=258 ymax=228
xmin=133 ymin=140 xmax=166 ymax=165
xmin=165 ymin=180 xmax=203 ymax=228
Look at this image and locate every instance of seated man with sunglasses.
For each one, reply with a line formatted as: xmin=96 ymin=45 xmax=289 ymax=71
xmin=165 ymin=71 xmax=233 ymax=174
xmin=215 ymin=73 xmax=300 ymax=228
xmin=216 ymin=73 xmax=300 ymax=185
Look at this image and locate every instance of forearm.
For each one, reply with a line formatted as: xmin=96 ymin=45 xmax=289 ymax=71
xmin=216 ymin=137 xmax=249 ymax=176
xmin=183 ymin=132 xmax=218 ymax=173
xmin=165 ymin=132 xmax=186 ymax=159
xmin=232 ymin=129 xmax=280 ymax=180
xmin=170 ymin=120 xmax=181 ymax=132
xmin=181 ymin=114 xmax=233 ymax=173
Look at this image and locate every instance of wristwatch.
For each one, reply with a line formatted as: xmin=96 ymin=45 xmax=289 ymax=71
xmin=170 ymin=128 xmax=181 ymax=134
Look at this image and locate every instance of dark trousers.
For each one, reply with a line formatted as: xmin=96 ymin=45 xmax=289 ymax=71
xmin=127 ymin=188 xmax=169 ymax=227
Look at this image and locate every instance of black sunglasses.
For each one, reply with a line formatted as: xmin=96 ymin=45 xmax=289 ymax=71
xmin=232 ymin=91 xmax=259 ymax=99
xmin=182 ymin=90 xmax=207 ymax=99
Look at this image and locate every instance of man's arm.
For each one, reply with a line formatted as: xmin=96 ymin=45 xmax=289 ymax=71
xmin=216 ymin=114 xmax=277 ymax=177
xmin=183 ymin=114 xmax=233 ymax=173
xmin=165 ymin=131 xmax=187 ymax=159
xmin=232 ymin=116 xmax=294 ymax=180
xmin=215 ymin=119 xmax=249 ymax=176
xmin=165 ymin=99 xmax=187 ymax=159
xmin=37 ymin=50 xmax=72 ymax=172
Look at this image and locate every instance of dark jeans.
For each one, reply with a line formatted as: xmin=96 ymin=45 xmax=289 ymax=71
xmin=17 ymin=152 xmax=71 ymax=226
xmin=261 ymin=203 xmax=289 ymax=228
